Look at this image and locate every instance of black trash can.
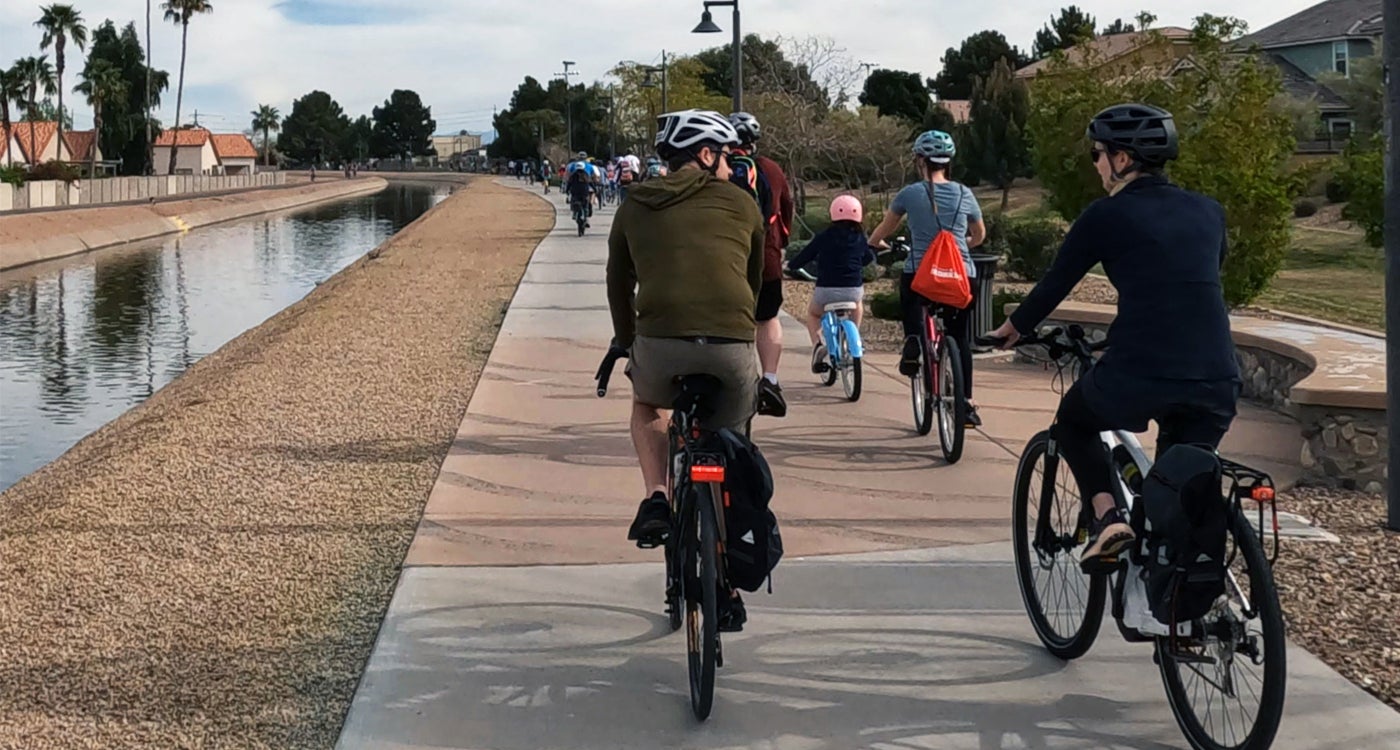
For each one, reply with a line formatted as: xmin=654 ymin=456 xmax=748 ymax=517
xmin=970 ymin=253 xmax=1000 ymax=351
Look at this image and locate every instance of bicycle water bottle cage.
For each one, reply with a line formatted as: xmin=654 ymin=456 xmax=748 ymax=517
xmin=672 ymin=374 xmax=725 ymax=422
xmin=823 ymin=302 xmax=858 ymax=314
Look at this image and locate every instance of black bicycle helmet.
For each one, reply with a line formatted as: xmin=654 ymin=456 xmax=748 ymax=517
xmin=1086 ymin=103 xmax=1178 ymax=166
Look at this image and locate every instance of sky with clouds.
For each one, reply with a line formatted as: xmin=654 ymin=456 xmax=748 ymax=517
xmin=2 ymin=0 xmax=1327 ymax=135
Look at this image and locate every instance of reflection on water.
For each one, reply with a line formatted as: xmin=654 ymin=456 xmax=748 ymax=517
xmin=0 ymin=183 xmax=448 ymax=490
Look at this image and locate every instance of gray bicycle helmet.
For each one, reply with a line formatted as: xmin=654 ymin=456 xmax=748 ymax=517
xmin=1087 ymin=103 xmax=1178 ymax=166
xmin=729 ymin=112 xmax=761 ymax=145
xmin=912 ymin=130 xmax=956 ymax=163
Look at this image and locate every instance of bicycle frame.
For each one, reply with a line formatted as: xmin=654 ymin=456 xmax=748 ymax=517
xmin=920 ymin=303 xmax=946 ymax=389
xmin=820 ymin=309 xmax=863 ymax=366
xmin=666 ymin=409 xmax=731 ymax=584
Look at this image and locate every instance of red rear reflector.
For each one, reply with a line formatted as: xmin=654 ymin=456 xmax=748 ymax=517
xmin=691 ymin=465 xmax=725 ymax=482
xmin=1252 ymin=487 xmax=1275 ymax=502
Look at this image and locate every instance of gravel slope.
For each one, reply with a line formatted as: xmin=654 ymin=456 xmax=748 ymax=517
xmin=0 ymin=178 xmax=553 ymax=748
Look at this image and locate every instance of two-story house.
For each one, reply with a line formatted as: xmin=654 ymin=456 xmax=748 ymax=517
xmin=1239 ymin=0 xmax=1383 ymax=147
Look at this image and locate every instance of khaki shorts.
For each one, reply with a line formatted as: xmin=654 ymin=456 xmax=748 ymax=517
xmin=627 ymin=336 xmax=758 ymax=431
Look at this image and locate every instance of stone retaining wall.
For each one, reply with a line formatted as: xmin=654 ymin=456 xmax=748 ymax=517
xmin=0 ymin=173 xmax=286 ymax=212
xmin=1030 ymin=316 xmax=1387 ymax=492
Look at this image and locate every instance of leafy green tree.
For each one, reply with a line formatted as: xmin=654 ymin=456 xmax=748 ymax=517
xmin=1033 ymin=6 xmax=1097 ymax=59
xmin=277 ymin=90 xmax=349 ymax=165
xmin=250 ymin=104 xmax=279 ymax=165
xmin=341 ymin=115 xmax=371 ymax=163
xmin=36 ymin=3 xmax=87 ymax=163
xmin=1101 ymin=19 xmax=1135 ymax=35
xmin=608 ymin=57 xmax=729 ymax=153
xmin=370 ymin=89 xmax=435 ymax=159
xmin=13 ymin=56 xmax=56 ymax=164
xmin=161 ymin=0 xmax=214 ymax=175
xmin=963 ymin=58 xmax=1031 ymax=211
xmin=695 ymin=34 xmax=828 ymax=109
xmin=1336 ymin=135 xmax=1384 ymax=247
xmin=930 ymin=30 xmax=1028 ymax=101
xmin=74 ymin=59 xmax=127 ymax=175
xmin=0 ymin=67 xmax=21 ymax=166
xmin=29 ymin=98 xmax=73 ymax=128
xmin=83 ymin=21 xmax=169 ymax=175
xmin=858 ymin=69 xmax=929 ymax=123
xmin=1028 ymin=14 xmax=1296 ymax=305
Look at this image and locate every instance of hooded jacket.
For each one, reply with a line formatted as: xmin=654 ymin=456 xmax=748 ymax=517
xmin=607 ymin=168 xmax=766 ymax=347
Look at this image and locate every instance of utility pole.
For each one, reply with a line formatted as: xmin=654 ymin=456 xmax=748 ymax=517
xmin=608 ymin=84 xmax=617 ymax=158
xmin=145 ymin=0 xmax=153 ymax=175
xmin=556 ymin=61 xmax=579 ymax=154
xmin=1384 ymin=0 xmax=1398 ymax=530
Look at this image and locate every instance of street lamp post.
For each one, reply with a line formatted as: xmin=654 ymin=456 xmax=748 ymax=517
xmin=693 ymin=1 xmax=742 ymax=112
xmin=1384 ymin=0 xmax=1398 ymax=530
xmin=556 ymin=61 xmax=579 ymax=153
xmin=638 ymin=51 xmax=669 ymax=113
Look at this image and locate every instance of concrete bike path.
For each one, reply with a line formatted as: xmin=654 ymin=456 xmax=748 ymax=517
xmin=335 ymin=182 xmax=1399 ymax=749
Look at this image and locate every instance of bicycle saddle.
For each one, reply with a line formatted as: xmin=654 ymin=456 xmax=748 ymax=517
xmin=672 ymin=374 xmax=724 ymax=420
xmin=823 ymin=302 xmax=858 ymax=313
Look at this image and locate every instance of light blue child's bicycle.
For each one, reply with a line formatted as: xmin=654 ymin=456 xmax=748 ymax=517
xmin=814 ymin=301 xmax=863 ymax=401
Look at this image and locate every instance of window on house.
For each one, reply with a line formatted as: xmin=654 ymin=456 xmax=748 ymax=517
xmin=1333 ymin=40 xmax=1349 ymax=76
xmin=1330 ymin=119 xmax=1354 ymax=142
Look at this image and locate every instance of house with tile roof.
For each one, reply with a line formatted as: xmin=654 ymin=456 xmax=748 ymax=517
xmin=61 ymin=130 xmax=102 ymax=164
xmin=1237 ymin=0 xmax=1382 ymax=147
xmin=0 ymin=127 xmax=22 ymax=167
xmin=210 ymin=133 xmax=259 ymax=175
xmin=153 ymin=128 xmax=260 ymax=175
xmin=3 ymin=121 xmax=71 ymax=166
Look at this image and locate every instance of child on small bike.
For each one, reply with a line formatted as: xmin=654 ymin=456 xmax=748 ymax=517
xmin=785 ymin=195 xmax=876 ymax=373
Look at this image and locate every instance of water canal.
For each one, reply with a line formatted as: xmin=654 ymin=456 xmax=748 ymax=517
xmin=0 ymin=182 xmax=450 ymax=490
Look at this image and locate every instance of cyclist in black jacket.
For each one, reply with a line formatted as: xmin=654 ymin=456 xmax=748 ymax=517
xmin=988 ymin=103 xmax=1241 ymax=571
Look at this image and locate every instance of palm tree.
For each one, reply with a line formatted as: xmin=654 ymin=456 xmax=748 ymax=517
xmin=14 ymin=56 xmax=57 ymax=166
xmin=36 ymin=4 xmax=88 ymax=165
xmin=0 ymin=66 xmax=24 ymax=167
xmin=161 ymin=0 xmax=214 ymax=176
xmin=250 ymin=104 xmax=280 ymax=166
xmin=75 ymin=60 xmax=126 ymax=177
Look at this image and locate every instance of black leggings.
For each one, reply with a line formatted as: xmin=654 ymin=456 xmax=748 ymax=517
xmin=900 ymin=272 xmax=976 ymax=398
xmin=1055 ymin=369 xmax=1240 ymax=502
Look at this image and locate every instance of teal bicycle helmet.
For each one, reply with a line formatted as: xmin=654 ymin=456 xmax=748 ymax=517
xmin=913 ymin=130 xmax=956 ymax=163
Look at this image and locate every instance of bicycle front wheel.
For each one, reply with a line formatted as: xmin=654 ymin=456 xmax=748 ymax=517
xmin=909 ymin=335 xmax=933 ymax=435
xmin=936 ymin=337 xmax=966 ymax=464
xmin=837 ymin=326 xmax=861 ymax=401
xmin=1012 ymin=431 xmax=1107 ymax=659
xmin=685 ymin=484 xmax=719 ymax=721
xmin=1157 ymin=508 xmax=1286 ymax=750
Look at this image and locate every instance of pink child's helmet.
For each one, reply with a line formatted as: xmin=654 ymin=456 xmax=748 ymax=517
xmin=829 ymin=194 xmax=863 ymax=223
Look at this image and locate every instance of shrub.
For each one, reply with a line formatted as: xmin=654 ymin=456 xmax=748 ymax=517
xmin=782 ymin=239 xmax=809 ymax=263
xmin=1336 ymin=135 xmax=1384 ymax=247
xmin=1292 ymin=199 xmax=1318 ymax=218
xmin=992 ymin=289 xmax=1028 ymax=327
xmin=869 ymin=290 xmax=902 ymax=320
xmin=861 ymin=264 xmax=883 ymax=283
xmin=26 ymin=161 xmax=81 ymax=183
xmin=1002 ymin=215 xmax=1065 ymax=281
xmin=1324 ymin=175 xmax=1350 ymax=204
xmin=0 ymin=164 xmax=23 ymax=187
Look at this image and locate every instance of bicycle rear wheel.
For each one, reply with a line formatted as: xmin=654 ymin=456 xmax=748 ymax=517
xmin=936 ymin=337 xmax=966 ymax=463
xmin=1157 ymin=508 xmax=1286 ymax=750
xmin=837 ymin=326 xmax=861 ymax=401
xmin=909 ymin=335 xmax=933 ymax=436
xmin=1012 ymin=431 xmax=1107 ymax=660
xmin=685 ymin=484 xmax=719 ymax=721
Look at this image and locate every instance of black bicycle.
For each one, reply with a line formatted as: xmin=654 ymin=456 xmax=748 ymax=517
xmin=981 ymin=326 xmax=1287 ymax=750
xmin=596 ymin=346 xmax=735 ymax=721
xmin=570 ymin=197 xmax=591 ymax=236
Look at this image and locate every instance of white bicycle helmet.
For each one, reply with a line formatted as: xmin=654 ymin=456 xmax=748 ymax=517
xmin=655 ymin=109 xmax=740 ymax=154
xmin=729 ymin=112 xmax=761 ymax=145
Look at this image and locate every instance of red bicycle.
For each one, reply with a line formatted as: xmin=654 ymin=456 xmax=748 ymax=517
xmin=906 ymin=300 xmax=967 ymax=464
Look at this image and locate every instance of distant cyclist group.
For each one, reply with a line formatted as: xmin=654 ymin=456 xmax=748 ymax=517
xmin=590 ymin=103 xmax=1283 ymax=745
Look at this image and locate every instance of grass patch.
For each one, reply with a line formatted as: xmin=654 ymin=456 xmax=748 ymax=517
xmin=1258 ymin=226 xmax=1383 ymax=331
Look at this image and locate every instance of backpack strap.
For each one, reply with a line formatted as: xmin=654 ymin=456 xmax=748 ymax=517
xmin=922 ymin=181 xmax=965 ymax=233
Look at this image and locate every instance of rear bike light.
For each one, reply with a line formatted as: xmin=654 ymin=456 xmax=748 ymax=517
xmin=690 ymin=465 xmax=725 ymax=482
xmin=1251 ymin=486 xmax=1275 ymax=503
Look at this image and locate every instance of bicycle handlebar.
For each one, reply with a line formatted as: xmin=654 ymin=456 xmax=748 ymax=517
xmin=975 ymin=324 xmax=1108 ymax=364
xmin=595 ymin=344 xmax=629 ymax=397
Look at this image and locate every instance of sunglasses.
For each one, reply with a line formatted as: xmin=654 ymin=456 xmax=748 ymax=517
xmin=1089 ymin=147 xmax=1109 ymax=164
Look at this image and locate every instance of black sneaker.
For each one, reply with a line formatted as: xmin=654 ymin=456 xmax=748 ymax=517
xmin=965 ymin=404 xmax=983 ymax=428
xmin=757 ymin=379 xmax=788 ymax=417
xmin=899 ymin=339 xmax=921 ymax=377
xmin=1080 ymin=507 xmax=1135 ymax=573
xmin=627 ymin=493 xmax=671 ymax=548
xmin=718 ymin=593 xmax=747 ymax=632
xmin=811 ymin=344 xmax=830 ymax=374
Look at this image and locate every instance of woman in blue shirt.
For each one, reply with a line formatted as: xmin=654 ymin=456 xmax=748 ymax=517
xmin=868 ymin=130 xmax=988 ymax=425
